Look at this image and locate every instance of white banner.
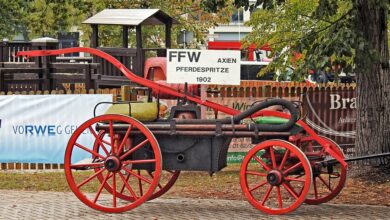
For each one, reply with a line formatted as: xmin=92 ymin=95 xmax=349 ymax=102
xmin=167 ymin=49 xmax=241 ymax=85
xmin=0 ymin=95 xmax=112 ymax=163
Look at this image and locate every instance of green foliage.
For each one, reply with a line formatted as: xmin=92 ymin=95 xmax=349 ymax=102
xmin=24 ymin=0 xmax=86 ymax=38
xmin=235 ymin=0 xmax=357 ymax=80
xmin=208 ymin=0 xmax=389 ymax=81
xmin=0 ymin=0 xmax=26 ymax=39
xmin=1 ymin=0 xmax=233 ymax=48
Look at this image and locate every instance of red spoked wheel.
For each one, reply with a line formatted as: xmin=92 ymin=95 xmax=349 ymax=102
xmin=92 ymin=130 xmax=180 ymax=201
xmin=300 ymin=136 xmax=347 ymax=205
xmin=64 ymin=114 xmax=162 ymax=213
xmin=240 ymin=139 xmax=312 ymax=215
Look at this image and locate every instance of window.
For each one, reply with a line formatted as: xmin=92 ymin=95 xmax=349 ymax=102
xmin=231 ymin=8 xmax=244 ymax=23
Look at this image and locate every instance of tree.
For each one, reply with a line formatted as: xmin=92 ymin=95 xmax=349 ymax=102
xmin=354 ymin=0 xmax=390 ymax=170
xmin=0 ymin=0 xmax=27 ymax=39
xmin=75 ymin=0 xmax=233 ymax=48
xmin=205 ymin=0 xmax=390 ymax=172
xmin=0 ymin=0 xmax=86 ymax=40
xmin=0 ymin=0 xmax=232 ymax=48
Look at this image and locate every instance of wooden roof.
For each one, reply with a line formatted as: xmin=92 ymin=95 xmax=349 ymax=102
xmin=83 ymin=9 xmax=179 ymax=26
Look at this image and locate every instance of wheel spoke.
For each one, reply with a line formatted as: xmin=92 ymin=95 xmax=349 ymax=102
xmin=119 ymin=173 xmax=131 ymax=194
xmin=282 ymin=183 xmax=299 ymax=199
xmin=122 ymin=166 xmax=153 ymax=184
xmin=252 ymin=156 xmax=271 ymax=171
xmin=283 ymin=162 xmax=302 ymax=175
xmin=137 ymin=170 xmax=143 ymax=196
xmin=321 ymin=171 xmax=341 ymax=178
xmin=313 ymin=177 xmax=319 ymax=199
xmin=276 ymin=186 xmax=283 ymax=208
xmin=89 ymin=127 xmax=110 ymax=156
xmin=120 ymin=139 xmax=149 ymax=160
xmin=269 ymin=146 xmax=277 ymax=169
xmin=109 ymin=120 xmax=115 ymax=155
xmin=284 ymin=177 xmax=306 ymax=183
xmin=166 ymin=170 xmax=175 ymax=174
xmin=147 ymin=171 xmax=162 ymax=189
xmin=318 ymin=175 xmax=332 ymax=190
xmin=249 ymin=181 xmax=268 ymax=192
xmin=112 ymin=173 xmax=117 ymax=208
xmin=117 ymin=125 xmax=133 ymax=156
xmin=278 ymin=149 xmax=290 ymax=170
xmin=119 ymin=172 xmax=138 ymax=200
xmin=261 ymin=185 xmax=273 ymax=206
xmin=70 ymin=162 xmax=104 ymax=169
xmin=75 ymin=142 xmax=106 ymax=160
xmin=94 ymin=172 xmax=111 ymax=203
xmin=246 ymin=171 xmax=267 ymax=177
xmin=77 ymin=168 xmax=106 ymax=189
xmin=123 ymin=159 xmax=157 ymax=165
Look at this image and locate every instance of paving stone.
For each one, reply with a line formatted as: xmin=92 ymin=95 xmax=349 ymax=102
xmin=0 ymin=190 xmax=389 ymax=220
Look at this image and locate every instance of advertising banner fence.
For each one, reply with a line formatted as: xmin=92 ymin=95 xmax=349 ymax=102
xmin=0 ymin=94 xmax=112 ymax=163
xmin=303 ymin=88 xmax=356 ymax=155
xmin=204 ymin=82 xmax=356 ymax=161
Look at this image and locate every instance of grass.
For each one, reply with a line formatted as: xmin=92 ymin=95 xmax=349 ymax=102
xmin=0 ymin=164 xmax=243 ymax=193
xmin=0 ymin=164 xmax=389 ymax=206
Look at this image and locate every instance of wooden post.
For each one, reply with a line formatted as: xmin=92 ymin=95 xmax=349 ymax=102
xmin=0 ymin=41 xmax=5 ymax=63
xmin=136 ymin=25 xmax=143 ymax=76
xmin=31 ymin=38 xmax=59 ymax=91
xmin=91 ymin=24 xmax=99 ymax=48
xmin=0 ymin=69 xmax=4 ymax=92
xmin=0 ymin=40 xmax=9 ymax=63
xmin=165 ymin=21 xmax=172 ymax=49
xmin=85 ymin=64 xmax=92 ymax=90
xmin=122 ymin=25 xmax=129 ymax=48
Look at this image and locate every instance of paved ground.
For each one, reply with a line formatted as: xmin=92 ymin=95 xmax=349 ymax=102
xmin=0 ymin=190 xmax=389 ymax=220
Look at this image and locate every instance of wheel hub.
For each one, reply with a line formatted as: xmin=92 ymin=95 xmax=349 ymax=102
xmin=104 ymin=156 xmax=121 ymax=172
xmin=267 ymin=170 xmax=284 ymax=186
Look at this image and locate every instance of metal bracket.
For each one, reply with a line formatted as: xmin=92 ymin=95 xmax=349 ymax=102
xmin=169 ymin=120 xmax=176 ymax=135
xmin=215 ymin=120 xmax=222 ymax=136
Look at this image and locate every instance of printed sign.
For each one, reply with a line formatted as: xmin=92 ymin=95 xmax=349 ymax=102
xmin=167 ymin=49 xmax=241 ymax=85
xmin=0 ymin=95 xmax=112 ymax=163
xmin=303 ymin=89 xmax=356 ymax=155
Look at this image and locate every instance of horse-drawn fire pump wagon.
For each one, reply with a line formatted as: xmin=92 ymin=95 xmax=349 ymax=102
xmin=16 ymin=47 xmax=388 ymax=215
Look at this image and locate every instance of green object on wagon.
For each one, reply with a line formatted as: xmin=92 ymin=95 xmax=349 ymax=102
xmin=104 ymin=102 xmax=158 ymax=122
xmin=254 ymin=116 xmax=290 ymax=125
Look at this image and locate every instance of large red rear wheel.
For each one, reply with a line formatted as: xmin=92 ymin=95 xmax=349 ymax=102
xmin=240 ymin=139 xmax=312 ymax=215
xmin=301 ymin=136 xmax=347 ymax=205
xmin=92 ymin=130 xmax=180 ymax=201
xmin=64 ymin=114 xmax=162 ymax=213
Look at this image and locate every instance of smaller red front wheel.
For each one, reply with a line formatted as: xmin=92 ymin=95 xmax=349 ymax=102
xmin=240 ymin=139 xmax=312 ymax=215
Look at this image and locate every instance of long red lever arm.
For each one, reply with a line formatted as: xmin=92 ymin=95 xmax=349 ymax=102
xmin=16 ymin=47 xmax=347 ymax=167
xmin=16 ymin=47 xmax=282 ymax=117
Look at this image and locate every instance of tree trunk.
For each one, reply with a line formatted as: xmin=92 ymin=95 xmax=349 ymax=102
xmin=355 ymin=0 xmax=390 ymax=170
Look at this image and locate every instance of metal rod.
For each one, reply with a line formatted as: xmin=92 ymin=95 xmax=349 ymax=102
xmin=99 ymin=123 xmax=256 ymax=131
xmin=343 ymin=152 xmax=390 ymax=162
xmin=321 ymin=151 xmax=390 ymax=166
xmin=104 ymin=129 xmax=290 ymax=138
xmin=135 ymin=123 xmax=251 ymax=131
